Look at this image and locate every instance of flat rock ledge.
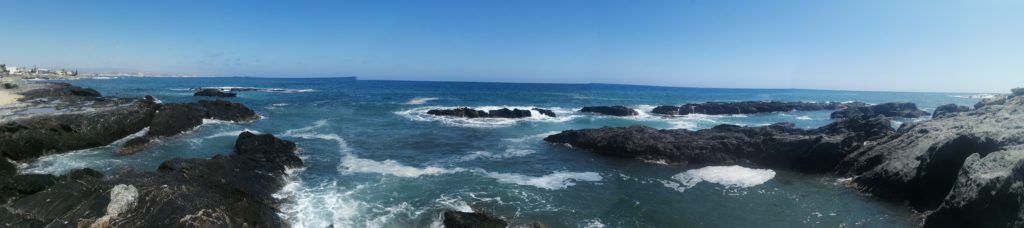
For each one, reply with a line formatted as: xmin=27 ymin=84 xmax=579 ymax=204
xmin=651 ymin=101 xmax=863 ymax=116
xmin=0 ymin=132 xmax=301 ymax=227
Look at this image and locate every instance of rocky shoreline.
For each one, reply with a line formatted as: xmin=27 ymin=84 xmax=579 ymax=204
xmin=0 ymin=82 xmax=296 ymax=227
xmin=546 ymin=87 xmax=1024 ymax=227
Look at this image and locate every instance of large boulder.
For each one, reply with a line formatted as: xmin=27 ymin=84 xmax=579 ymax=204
xmin=193 ymin=88 xmax=236 ymax=97
xmin=0 ymin=132 xmax=300 ymax=227
xmin=830 ymin=102 xmax=929 ymax=119
xmin=579 ymin=106 xmax=638 ymax=116
xmin=652 ymin=101 xmax=863 ymax=116
xmin=921 ymin=147 xmax=1024 ymax=228
xmin=545 ymin=115 xmax=893 ymax=172
xmin=932 ymin=104 xmax=971 ymax=119
xmin=0 ymin=101 xmax=158 ymax=161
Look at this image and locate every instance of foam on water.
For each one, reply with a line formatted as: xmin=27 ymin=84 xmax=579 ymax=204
xmin=395 ymin=106 xmax=579 ymax=128
xmin=201 ymin=86 xmax=316 ymax=93
xmin=341 ymin=156 xmax=465 ymax=178
xmin=481 ymin=171 xmax=603 ymax=190
xmin=405 ymin=97 xmax=440 ymax=105
xmin=662 ymin=165 xmax=775 ymax=192
xmin=20 ymin=127 xmax=150 ymax=174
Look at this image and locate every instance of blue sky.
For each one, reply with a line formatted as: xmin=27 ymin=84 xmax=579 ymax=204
xmin=1 ymin=0 xmax=1021 ymax=92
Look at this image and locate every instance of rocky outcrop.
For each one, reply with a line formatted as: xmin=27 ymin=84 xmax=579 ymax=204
xmin=651 ymin=101 xmax=862 ymax=116
xmin=0 ymin=132 xmax=300 ymax=227
xmin=0 ymin=100 xmax=158 ymax=161
xmin=834 ymin=91 xmax=1024 ymax=226
xmin=931 ymin=103 xmax=971 ymax=119
xmin=830 ymin=102 xmax=929 ymax=119
xmin=17 ymin=82 xmax=101 ymax=100
xmin=545 ymin=115 xmax=893 ymax=172
xmin=442 ymin=210 xmax=509 ymax=228
xmin=118 ymin=100 xmax=258 ymax=154
xmin=193 ymin=88 xmax=236 ymax=97
xmin=580 ymin=106 xmax=638 ymax=116
xmin=1012 ymin=87 xmax=1024 ymax=96
xmin=427 ymin=107 xmax=555 ymax=118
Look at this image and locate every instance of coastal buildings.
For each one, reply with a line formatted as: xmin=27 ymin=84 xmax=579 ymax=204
xmin=0 ymin=64 xmax=78 ymax=78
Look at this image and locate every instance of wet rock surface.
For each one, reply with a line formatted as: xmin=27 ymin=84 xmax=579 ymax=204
xmin=442 ymin=210 xmax=509 ymax=228
xmin=579 ymin=106 xmax=638 ymax=116
xmin=193 ymin=88 xmax=237 ymax=97
xmin=0 ymin=101 xmax=158 ymax=161
xmin=545 ymin=115 xmax=893 ymax=172
xmin=651 ymin=101 xmax=862 ymax=116
xmin=0 ymin=132 xmax=300 ymax=227
xmin=829 ymin=102 xmax=929 ymax=119
xmin=428 ymin=107 xmax=551 ymax=118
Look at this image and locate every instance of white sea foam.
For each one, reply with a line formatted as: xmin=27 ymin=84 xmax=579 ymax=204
xmin=663 ymin=165 xmax=775 ymax=192
xmin=457 ymin=148 xmax=536 ymax=161
xmin=20 ymin=127 xmax=150 ymax=174
xmin=949 ymin=94 xmax=996 ymax=99
xmin=203 ymin=129 xmax=260 ymax=139
xmin=482 ymin=171 xmax=602 ymax=190
xmin=202 ymin=86 xmax=316 ymax=93
xmin=272 ymin=103 xmax=289 ymax=107
xmin=583 ymin=219 xmax=607 ymax=228
xmin=340 ymin=156 xmax=465 ymax=178
xmin=405 ymin=97 xmax=439 ymax=105
xmin=796 ymin=116 xmax=813 ymax=120
xmin=395 ymin=106 xmax=578 ymax=128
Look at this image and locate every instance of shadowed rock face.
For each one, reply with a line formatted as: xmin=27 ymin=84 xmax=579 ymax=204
xmin=193 ymin=88 xmax=236 ymax=97
xmin=830 ymin=102 xmax=929 ymax=119
xmin=651 ymin=101 xmax=862 ymax=116
xmin=442 ymin=210 xmax=509 ymax=228
xmin=0 ymin=132 xmax=300 ymax=227
xmin=580 ymin=106 xmax=638 ymax=116
xmin=0 ymin=101 xmax=158 ymax=162
xmin=932 ymin=103 xmax=971 ymax=119
xmin=148 ymin=100 xmax=258 ymax=137
xmin=17 ymin=82 xmax=101 ymax=101
xmin=545 ymin=115 xmax=893 ymax=172
xmin=428 ymin=107 xmax=553 ymax=118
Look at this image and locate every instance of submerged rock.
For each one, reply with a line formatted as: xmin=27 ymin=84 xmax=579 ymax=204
xmin=931 ymin=103 xmax=971 ymax=119
xmin=428 ymin=107 xmax=543 ymax=118
xmin=580 ymin=106 xmax=638 ymax=116
xmin=532 ymin=108 xmax=557 ymax=117
xmin=193 ymin=88 xmax=236 ymax=97
xmin=0 ymin=132 xmax=300 ymax=227
xmin=651 ymin=101 xmax=862 ymax=116
xmin=545 ymin=115 xmax=893 ymax=172
xmin=830 ymin=102 xmax=929 ymax=119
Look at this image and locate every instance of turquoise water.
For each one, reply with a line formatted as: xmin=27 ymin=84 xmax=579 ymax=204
xmin=21 ymin=77 xmax=987 ymax=227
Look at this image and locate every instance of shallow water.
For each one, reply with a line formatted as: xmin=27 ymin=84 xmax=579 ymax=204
xmin=21 ymin=77 xmax=984 ymax=227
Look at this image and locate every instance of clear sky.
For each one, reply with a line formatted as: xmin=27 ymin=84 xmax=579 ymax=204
xmin=1 ymin=0 xmax=1021 ymax=92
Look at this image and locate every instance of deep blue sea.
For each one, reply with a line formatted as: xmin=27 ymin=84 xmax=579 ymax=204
xmin=20 ymin=77 xmax=989 ymax=227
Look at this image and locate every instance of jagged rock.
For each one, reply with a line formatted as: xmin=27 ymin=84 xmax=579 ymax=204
xmin=652 ymin=101 xmax=862 ymax=116
xmin=147 ymin=100 xmax=257 ymax=137
xmin=1012 ymin=87 xmax=1024 ymax=96
xmin=532 ymin=108 xmax=556 ymax=117
xmin=193 ymin=89 xmax=236 ymax=97
xmin=974 ymin=95 xmax=1008 ymax=109
xmin=0 ymin=132 xmax=299 ymax=227
xmin=932 ymin=104 xmax=971 ymax=119
xmin=427 ymin=107 xmax=534 ymax=118
xmin=442 ymin=210 xmax=509 ymax=228
xmin=921 ymin=147 xmax=1024 ymax=228
xmin=545 ymin=115 xmax=892 ymax=172
xmin=17 ymin=82 xmax=101 ymax=100
xmin=580 ymin=106 xmax=637 ymax=116
xmin=0 ymin=101 xmax=158 ymax=161
xmin=836 ymin=95 xmax=1024 ymax=215
xmin=830 ymin=102 xmax=929 ymax=119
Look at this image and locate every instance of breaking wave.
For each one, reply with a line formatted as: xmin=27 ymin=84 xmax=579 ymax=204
xmin=395 ymin=106 xmax=579 ymax=128
xmin=662 ymin=165 xmax=775 ymax=192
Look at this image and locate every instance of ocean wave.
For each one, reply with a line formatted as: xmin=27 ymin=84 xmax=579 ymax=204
xmin=949 ymin=94 xmax=996 ymax=99
xmin=395 ymin=106 xmax=579 ymax=128
xmin=482 ymin=171 xmax=603 ymax=190
xmin=405 ymin=97 xmax=439 ymax=105
xmin=194 ymin=86 xmax=317 ymax=93
xmin=662 ymin=165 xmax=775 ymax=193
xmin=456 ymin=149 xmax=536 ymax=162
xmin=20 ymin=127 xmax=150 ymax=174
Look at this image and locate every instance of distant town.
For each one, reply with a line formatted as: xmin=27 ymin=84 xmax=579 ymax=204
xmin=1 ymin=63 xmax=193 ymax=79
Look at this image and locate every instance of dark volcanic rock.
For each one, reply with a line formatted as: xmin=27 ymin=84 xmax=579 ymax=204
xmin=0 ymin=101 xmax=158 ymax=161
xmin=148 ymin=100 xmax=258 ymax=137
xmin=1013 ymin=87 xmax=1024 ymax=96
xmin=427 ymin=107 xmax=535 ymax=118
xmin=117 ymin=136 xmax=152 ymax=155
xmin=932 ymin=103 xmax=971 ymax=119
xmin=835 ymin=94 xmax=1024 ymax=226
xmin=442 ymin=210 xmax=509 ymax=228
xmin=545 ymin=115 xmax=893 ymax=172
xmin=0 ymin=132 xmax=299 ymax=227
xmin=18 ymin=82 xmax=101 ymax=100
xmin=532 ymin=108 xmax=556 ymax=117
xmin=580 ymin=106 xmax=638 ymax=116
xmin=830 ymin=102 xmax=929 ymax=119
xmin=193 ymin=88 xmax=236 ymax=97
xmin=651 ymin=101 xmax=862 ymax=116
xmin=235 ymin=131 xmax=302 ymax=168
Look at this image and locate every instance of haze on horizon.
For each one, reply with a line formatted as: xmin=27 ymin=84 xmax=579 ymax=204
xmin=1 ymin=0 xmax=1021 ymax=93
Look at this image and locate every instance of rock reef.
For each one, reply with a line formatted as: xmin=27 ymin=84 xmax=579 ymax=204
xmin=193 ymin=88 xmax=237 ymax=97
xmin=651 ymin=101 xmax=862 ymax=116
xmin=427 ymin=107 xmax=556 ymax=118
xmin=0 ymin=132 xmax=301 ymax=227
xmin=829 ymin=102 xmax=930 ymax=119
xmin=579 ymin=106 xmax=638 ymax=116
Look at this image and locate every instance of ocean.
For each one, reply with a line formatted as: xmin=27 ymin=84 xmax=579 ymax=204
xmin=19 ymin=77 xmax=988 ymax=227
